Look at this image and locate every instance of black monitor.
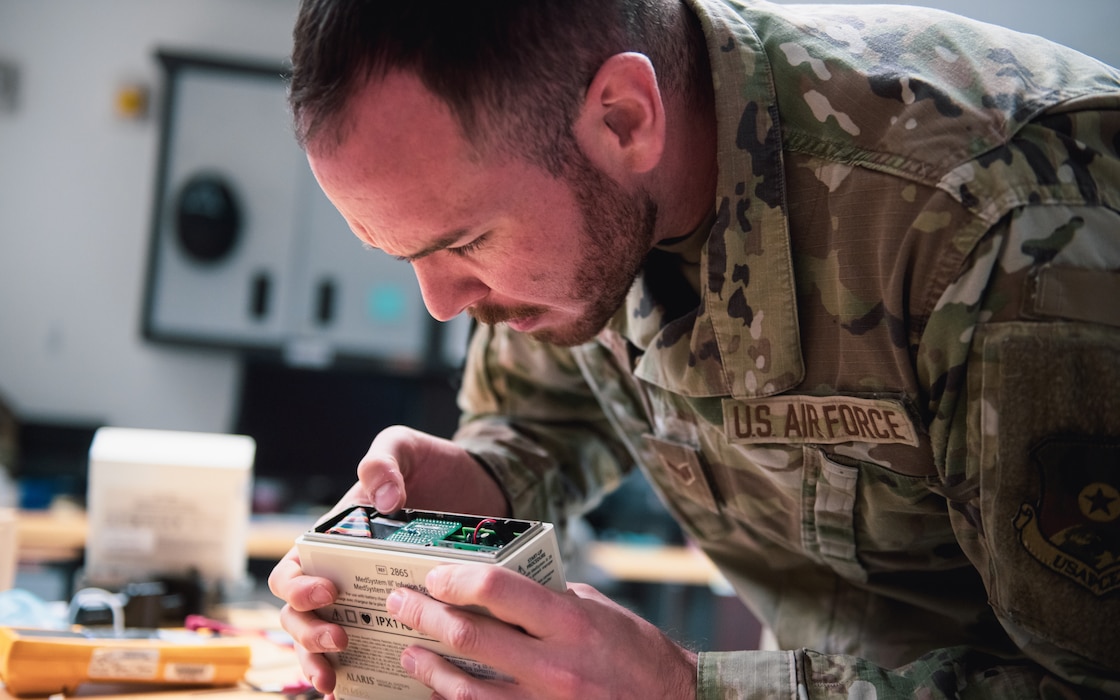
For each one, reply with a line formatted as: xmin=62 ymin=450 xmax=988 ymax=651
xmin=233 ymin=357 xmax=461 ymax=512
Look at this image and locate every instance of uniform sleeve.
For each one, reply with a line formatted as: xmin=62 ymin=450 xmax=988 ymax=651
xmin=942 ymin=202 xmax=1120 ymax=696
xmin=696 ymin=646 xmax=1064 ymax=699
xmin=451 ymin=323 xmax=635 ymax=528
xmin=926 ymin=95 xmax=1120 ymax=697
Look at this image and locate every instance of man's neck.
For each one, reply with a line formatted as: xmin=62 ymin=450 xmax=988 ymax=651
xmin=648 ymin=3 xmax=718 ymax=248
xmin=648 ymin=92 xmax=718 ymax=248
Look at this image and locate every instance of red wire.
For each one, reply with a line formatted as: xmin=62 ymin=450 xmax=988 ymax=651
xmin=473 ymin=519 xmax=498 ymax=544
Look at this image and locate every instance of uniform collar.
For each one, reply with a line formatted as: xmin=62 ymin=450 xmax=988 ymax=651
xmin=604 ymin=0 xmax=804 ymax=399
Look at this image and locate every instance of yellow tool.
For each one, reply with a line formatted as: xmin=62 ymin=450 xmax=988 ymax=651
xmin=0 ymin=626 xmax=252 ymax=696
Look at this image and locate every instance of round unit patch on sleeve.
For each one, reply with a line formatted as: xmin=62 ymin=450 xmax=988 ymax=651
xmin=1015 ymin=437 xmax=1120 ymax=597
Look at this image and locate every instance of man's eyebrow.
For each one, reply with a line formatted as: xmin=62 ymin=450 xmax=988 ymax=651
xmin=392 ymin=229 xmax=470 ymax=263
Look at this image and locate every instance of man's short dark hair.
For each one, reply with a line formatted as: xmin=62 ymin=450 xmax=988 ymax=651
xmin=289 ymin=0 xmax=707 ymax=176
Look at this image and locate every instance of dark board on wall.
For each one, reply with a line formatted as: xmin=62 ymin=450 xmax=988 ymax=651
xmin=142 ymin=50 xmax=470 ymax=371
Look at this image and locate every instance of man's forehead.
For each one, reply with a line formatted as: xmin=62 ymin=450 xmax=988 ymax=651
xmin=305 ymin=77 xmax=485 ymax=220
xmin=348 ymin=71 xmax=468 ymax=148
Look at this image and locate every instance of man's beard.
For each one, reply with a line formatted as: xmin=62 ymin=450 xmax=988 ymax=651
xmin=469 ymin=151 xmax=657 ymax=347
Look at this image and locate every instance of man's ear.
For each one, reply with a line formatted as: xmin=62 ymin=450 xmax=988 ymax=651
xmin=574 ymin=52 xmax=666 ymax=177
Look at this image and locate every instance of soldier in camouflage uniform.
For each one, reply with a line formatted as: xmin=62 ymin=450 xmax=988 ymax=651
xmin=270 ymin=0 xmax=1120 ymax=697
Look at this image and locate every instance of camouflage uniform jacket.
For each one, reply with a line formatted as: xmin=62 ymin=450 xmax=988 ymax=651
xmin=453 ymin=0 xmax=1120 ymax=696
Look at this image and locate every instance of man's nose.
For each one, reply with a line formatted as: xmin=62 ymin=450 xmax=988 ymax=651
xmin=411 ymin=258 xmax=488 ymax=322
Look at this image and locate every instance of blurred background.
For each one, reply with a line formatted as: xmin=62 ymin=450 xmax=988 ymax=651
xmin=1 ymin=0 xmax=1117 ymax=652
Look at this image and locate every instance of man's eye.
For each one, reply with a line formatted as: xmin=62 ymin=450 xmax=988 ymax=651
xmin=447 ymin=234 xmax=488 ymax=257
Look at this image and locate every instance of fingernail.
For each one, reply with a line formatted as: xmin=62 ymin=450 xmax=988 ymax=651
xmin=310 ymin=584 xmax=332 ymax=607
xmin=374 ymin=483 xmax=400 ymax=512
xmin=386 ymin=590 xmax=403 ymax=616
xmin=400 ymin=650 xmax=416 ymax=675
xmin=318 ymin=630 xmax=338 ymax=652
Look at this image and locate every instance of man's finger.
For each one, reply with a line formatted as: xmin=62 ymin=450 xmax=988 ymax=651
xmin=279 ymin=604 xmax=348 ymax=654
xmin=386 ymin=584 xmax=546 ymax=681
xmin=294 ymin=640 xmax=339 ymax=695
xmin=357 ymin=428 xmax=415 ymax=512
xmin=400 ymin=644 xmax=522 ymax=700
xmin=267 ymin=550 xmax=304 ymax=600
xmin=423 ymin=564 xmax=578 ymax=639
xmin=268 ymin=548 xmax=338 ymax=612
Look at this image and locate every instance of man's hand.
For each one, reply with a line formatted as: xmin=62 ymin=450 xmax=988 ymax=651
xmin=386 ymin=564 xmax=699 ymax=700
xmin=269 ymin=545 xmax=345 ymax=696
xmin=357 ymin=424 xmax=509 ymax=516
xmin=267 ymin=425 xmax=510 ymax=695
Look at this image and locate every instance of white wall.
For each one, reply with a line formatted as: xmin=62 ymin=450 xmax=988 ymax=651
xmin=0 ymin=0 xmax=299 ymax=432
xmin=0 ymin=0 xmax=1116 ymax=434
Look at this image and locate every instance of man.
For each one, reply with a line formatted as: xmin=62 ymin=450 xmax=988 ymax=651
xmin=269 ymin=0 xmax=1120 ymax=697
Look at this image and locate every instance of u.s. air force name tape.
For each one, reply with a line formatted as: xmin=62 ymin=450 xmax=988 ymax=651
xmin=722 ymin=395 xmax=919 ymax=447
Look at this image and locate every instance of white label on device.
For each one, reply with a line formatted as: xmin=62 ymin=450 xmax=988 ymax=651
xmin=88 ymin=648 xmax=159 ymax=679
xmin=164 ymin=663 xmax=217 ymax=682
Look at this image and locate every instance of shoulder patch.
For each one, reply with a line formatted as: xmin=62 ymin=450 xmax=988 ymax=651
xmin=1015 ymin=437 xmax=1120 ymax=596
xmin=722 ymin=395 xmax=919 ymax=447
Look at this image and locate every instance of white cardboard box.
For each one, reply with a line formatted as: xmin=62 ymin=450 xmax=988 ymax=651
xmin=0 ymin=507 xmax=16 ymax=591
xmin=85 ymin=427 xmax=255 ymax=590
